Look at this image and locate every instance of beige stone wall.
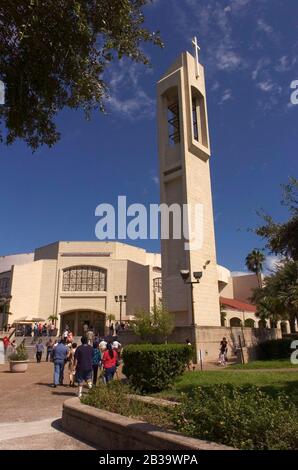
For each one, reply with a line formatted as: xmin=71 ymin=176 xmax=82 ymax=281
xmin=221 ymin=308 xmax=258 ymax=327
xmin=127 ymin=261 xmax=150 ymax=316
xmin=0 ymin=253 xmax=34 ymax=273
xmin=157 ymin=51 xmax=220 ymax=327
xmin=118 ymin=325 xmax=281 ymax=363
xmin=7 ymin=241 xmax=159 ymax=329
xmin=9 ymin=260 xmax=56 ymax=322
xmin=233 ymin=274 xmax=260 ymax=302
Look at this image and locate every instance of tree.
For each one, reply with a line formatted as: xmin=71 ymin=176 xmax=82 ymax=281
xmin=0 ymin=1 xmax=162 ymax=150
xmin=251 ymin=261 xmax=298 ymax=333
xmin=107 ymin=314 xmax=115 ymax=326
xmin=48 ymin=315 xmax=58 ymax=326
xmin=132 ymin=304 xmax=174 ymax=343
xmin=245 ymin=249 xmax=265 ymax=288
xmin=255 ymin=178 xmax=298 ymax=261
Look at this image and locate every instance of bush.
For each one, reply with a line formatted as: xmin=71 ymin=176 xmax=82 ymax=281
xmin=122 ymin=343 xmax=192 ymax=393
xmin=132 ymin=305 xmax=174 ymax=343
xmin=257 ymin=338 xmax=293 ymax=359
xmin=81 ymin=381 xmax=172 ymax=429
xmin=171 ymin=385 xmax=298 ymax=450
xmin=8 ymin=342 xmax=28 ymax=361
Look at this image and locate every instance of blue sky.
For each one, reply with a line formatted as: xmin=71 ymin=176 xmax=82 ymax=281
xmin=0 ymin=0 xmax=297 ymax=273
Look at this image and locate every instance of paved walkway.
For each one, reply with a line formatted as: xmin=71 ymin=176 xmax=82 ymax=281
xmin=0 ymin=361 xmax=96 ymax=450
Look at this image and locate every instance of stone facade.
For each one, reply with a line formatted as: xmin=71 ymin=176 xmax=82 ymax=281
xmin=157 ymin=51 xmax=220 ymax=329
xmin=1 ymin=241 xmax=162 ymax=335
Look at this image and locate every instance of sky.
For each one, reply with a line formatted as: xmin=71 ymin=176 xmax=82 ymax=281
xmin=0 ymin=0 xmax=297 ymax=273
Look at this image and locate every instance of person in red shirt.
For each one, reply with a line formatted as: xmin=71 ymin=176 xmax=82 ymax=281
xmin=102 ymin=342 xmax=118 ymax=383
xmin=3 ymin=336 xmax=10 ymax=352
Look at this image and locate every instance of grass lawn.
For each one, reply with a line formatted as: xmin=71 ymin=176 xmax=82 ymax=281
xmin=156 ymin=369 xmax=298 ymax=405
xmin=229 ymin=359 xmax=298 ymax=369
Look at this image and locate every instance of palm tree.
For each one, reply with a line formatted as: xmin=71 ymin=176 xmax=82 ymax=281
xmin=107 ymin=314 xmax=115 ymax=326
xmin=48 ymin=315 xmax=58 ymax=326
xmin=245 ymin=249 xmax=266 ymax=288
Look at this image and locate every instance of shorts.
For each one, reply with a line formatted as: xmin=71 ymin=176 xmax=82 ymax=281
xmin=75 ymin=370 xmax=92 ymax=384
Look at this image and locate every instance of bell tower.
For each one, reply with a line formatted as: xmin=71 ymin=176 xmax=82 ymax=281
xmin=157 ymin=41 xmax=221 ymax=332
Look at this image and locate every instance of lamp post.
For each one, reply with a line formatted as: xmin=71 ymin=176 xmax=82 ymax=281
xmin=115 ymin=295 xmax=127 ymax=325
xmin=180 ymin=267 xmax=209 ymax=370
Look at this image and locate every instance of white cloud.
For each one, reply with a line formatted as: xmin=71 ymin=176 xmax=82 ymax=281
xmin=257 ymin=80 xmax=274 ymax=92
xmin=257 ymin=19 xmax=273 ymax=34
xmin=264 ymin=255 xmax=283 ymax=273
xmin=256 ymin=80 xmax=282 ymax=97
xmin=216 ymin=48 xmax=242 ymax=71
xmin=211 ymin=81 xmax=220 ymax=91
xmin=105 ymin=60 xmax=155 ymax=120
xmin=218 ymin=88 xmax=233 ymax=105
xmin=152 ymin=175 xmax=159 ymax=185
xmin=275 ymin=55 xmax=291 ymax=73
xmin=252 ymin=57 xmax=271 ymax=80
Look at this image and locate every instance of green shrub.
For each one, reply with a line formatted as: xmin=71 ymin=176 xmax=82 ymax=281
xmin=257 ymin=338 xmax=293 ymax=359
xmin=8 ymin=342 xmax=28 ymax=361
xmin=122 ymin=343 xmax=192 ymax=393
xmin=171 ymin=385 xmax=298 ymax=450
xmin=81 ymin=381 xmax=172 ymax=429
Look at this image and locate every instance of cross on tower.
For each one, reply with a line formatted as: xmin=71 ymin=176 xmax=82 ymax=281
xmin=192 ymin=36 xmax=201 ymax=78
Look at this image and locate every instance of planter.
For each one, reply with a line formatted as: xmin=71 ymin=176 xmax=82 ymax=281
xmin=9 ymin=360 xmax=29 ymax=373
xmin=62 ymin=398 xmax=235 ymax=451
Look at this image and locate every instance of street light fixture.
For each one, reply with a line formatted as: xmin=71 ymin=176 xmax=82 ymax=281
xmin=180 ymin=264 xmax=209 ymax=369
xmin=115 ymin=295 xmax=127 ymax=325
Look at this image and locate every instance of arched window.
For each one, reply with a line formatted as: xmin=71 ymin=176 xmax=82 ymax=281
xmin=62 ymin=266 xmax=107 ymax=292
xmin=244 ymin=319 xmax=255 ymax=328
xmin=258 ymin=319 xmax=267 ymax=329
xmin=230 ymin=317 xmax=242 ymax=327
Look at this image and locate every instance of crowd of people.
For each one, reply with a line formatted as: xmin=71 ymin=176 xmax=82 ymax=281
xmin=35 ymin=324 xmax=122 ymax=397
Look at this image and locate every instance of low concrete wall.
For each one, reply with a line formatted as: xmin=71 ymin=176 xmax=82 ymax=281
xmin=62 ymin=397 xmax=234 ymax=451
xmin=119 ymin=326 xmax=281 ymax=363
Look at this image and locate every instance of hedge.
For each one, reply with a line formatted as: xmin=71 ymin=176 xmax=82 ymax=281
xmin=171 ymin=385 xmax=298 ymax=450
xmin=122 ymin=343 xmax=192 ymax=393
xmin=257 ymin=338 xmax=294 ymax=360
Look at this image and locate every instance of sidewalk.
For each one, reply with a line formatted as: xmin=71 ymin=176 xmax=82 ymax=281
xmin=0 ymin=361 xmax=96 ymax=449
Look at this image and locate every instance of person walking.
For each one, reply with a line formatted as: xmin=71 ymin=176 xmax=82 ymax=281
xmin=102 ymin=342 xmax=118 ymax=383
xmin=185 ymin=338 xmax=194 ymax=371
xmin=67 ymin=330 xmax=73 ymax=344
xmin=35 ymin=339 xmax=44 ymax=363
xmin=109 ymin=322 xmax=114 ymax=336
xmin=218 ymin=337 xmax=228 ymax=366
xmin=46 ymin=338 xmax=54 ymax=362
xmin=83 ymin=322 xmax=89 ymax=338
xmin=74 ymin=336 xmax=93 ymax=398
xmin=92 ymin=341 xmax=101 ymax=386
xmin=68 ymin=342 xmax=77 ymax=387
xmin=87 ymin=326 xmax=94 ymax=345
xmin=3 ymin=336 xmax=10 ymax=355
xmin=50 ymin=322 xmax=55 ymax=337
xmin=52 ymin=339 xmax=69 ymax=387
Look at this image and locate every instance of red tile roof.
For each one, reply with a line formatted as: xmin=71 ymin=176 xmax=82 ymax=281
xmin=220 ymin=297 xmax=256 ymax=313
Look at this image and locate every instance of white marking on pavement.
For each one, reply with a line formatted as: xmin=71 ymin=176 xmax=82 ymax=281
xmin=0 ymin=417 xmax=60 ymax=441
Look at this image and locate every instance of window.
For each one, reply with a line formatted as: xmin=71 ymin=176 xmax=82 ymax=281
xmin=153 ymin=277 xmax=162 ymax=293
xmin=62 ymin=266 xmax=106 ymax=292
xmin=191 ymin=86 xmax=208 ymax=147
xmin=0 ymin=277 xmax=10 ymax=295
xmin=168 ymin=102 xmax=180 ymax=144
xmin=192 ymin=98 xmax=199 ymax=141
